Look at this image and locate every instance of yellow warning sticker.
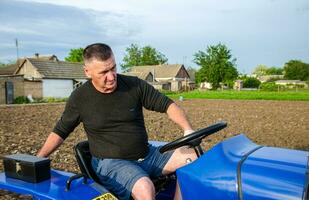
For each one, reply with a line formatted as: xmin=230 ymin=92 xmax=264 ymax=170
xmin=92 ymin=193 xmax=118 ymax=200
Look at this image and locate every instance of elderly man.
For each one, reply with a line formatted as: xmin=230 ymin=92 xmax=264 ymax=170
xmin=37 ymin=43 xmax=196 ymax=200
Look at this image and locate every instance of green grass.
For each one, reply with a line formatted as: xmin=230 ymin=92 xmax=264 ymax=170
xmin=165 ymin=90 xmax=309 ymax=101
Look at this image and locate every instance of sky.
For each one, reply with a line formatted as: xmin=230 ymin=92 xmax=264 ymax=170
xmin=0 ymin=0 xmax=308 ymax=74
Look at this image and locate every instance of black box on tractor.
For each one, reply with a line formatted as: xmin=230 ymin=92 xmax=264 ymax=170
xmin=3 ymin=154 xmax=50 ymax=183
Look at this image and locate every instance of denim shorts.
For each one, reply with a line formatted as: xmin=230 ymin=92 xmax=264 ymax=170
xmin=91 ymin=144 xmax=173 ymax=200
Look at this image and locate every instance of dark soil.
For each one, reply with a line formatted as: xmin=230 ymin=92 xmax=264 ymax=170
xmin=0 ymin=99 xmax=308 ymax=199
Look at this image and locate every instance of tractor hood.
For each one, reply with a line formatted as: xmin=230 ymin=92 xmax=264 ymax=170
xmin=241 ymin=146 xmax=308 ymax=200
xmin=176 ymin=134 xmax=309 ymax=200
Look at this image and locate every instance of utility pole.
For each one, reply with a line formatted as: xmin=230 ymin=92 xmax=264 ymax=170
xmin=15 ymin=38 xmax=19 ymax=64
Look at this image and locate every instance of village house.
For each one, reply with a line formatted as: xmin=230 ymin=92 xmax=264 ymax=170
xmin=257 ymin=75 xmax=284 ymax=83
xmin=0 ymin=54 xmax=87 ymax=104
xmin=124 ymin=64 xmax=194 ymax=91
xmin=275 ymin=80 xmax=308 ymax=88
xmin=233 ymin=80 xmax=244 ymax=91
xmin=14 ymin=56 xmax=87 ymax=98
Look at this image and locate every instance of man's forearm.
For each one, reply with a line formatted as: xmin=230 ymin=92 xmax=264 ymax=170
xmin=166 ymin=102 xmax=193 ymax=134
xmin=37 ymin=132 xmax=64 ymax=157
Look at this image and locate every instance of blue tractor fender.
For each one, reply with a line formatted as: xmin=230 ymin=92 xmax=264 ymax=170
xmin=176 ymin=134 xmax=309 ymax=200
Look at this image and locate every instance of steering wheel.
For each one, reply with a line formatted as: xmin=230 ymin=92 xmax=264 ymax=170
xmin=159 ymin=121 xmax=227 ymax=154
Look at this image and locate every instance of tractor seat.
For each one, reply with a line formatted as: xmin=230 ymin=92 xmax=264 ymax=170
xmin=74 ymin=141 xmax=102 ymax=184
xmin=73 ymin=141 xmax=175 ymax=195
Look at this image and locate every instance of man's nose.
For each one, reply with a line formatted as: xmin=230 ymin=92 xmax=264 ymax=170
xmin=106 ymin=70 xmax=115 ymax=81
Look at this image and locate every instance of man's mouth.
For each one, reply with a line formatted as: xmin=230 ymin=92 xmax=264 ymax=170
xmin=106 ymin=80 xmax=116 ymax=87
xmin=107 ymin=81 xmax=115 ymax=85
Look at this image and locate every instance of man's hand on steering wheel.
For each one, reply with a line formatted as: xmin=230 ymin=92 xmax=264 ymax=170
xmin=159 ymin=121 xmax=227 ymax=157
xmin=184 ymin=129 xmax=195 ymax=136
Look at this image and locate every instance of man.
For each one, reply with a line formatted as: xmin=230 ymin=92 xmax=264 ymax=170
xmin=37 ymin=43 xmax=197 ymax=200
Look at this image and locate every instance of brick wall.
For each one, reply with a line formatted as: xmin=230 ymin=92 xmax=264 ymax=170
xmin=24 ymin=80 xmax=42 ymax=98
xmin=0 ymin=75 xmax=24 ymax=104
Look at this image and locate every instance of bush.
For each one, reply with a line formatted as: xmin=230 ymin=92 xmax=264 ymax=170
xmin=13 ymin=96 xmax=30 ymax=104
xmin=42 ymin=97 xmax=68 ymax=103
xmin=225 ymin=80 xmax=235 ymax=89
xmin=260 ymin=82 xmax=278 ymax=91
xmin=242 ymin=77 xmax=261 ymax=88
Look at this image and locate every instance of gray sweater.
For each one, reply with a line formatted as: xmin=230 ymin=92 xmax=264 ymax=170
xmin=53 ymin=74 xmax=173 ymax=160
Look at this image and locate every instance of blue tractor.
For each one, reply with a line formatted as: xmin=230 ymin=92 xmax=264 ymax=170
xmin=0 ymin=122 xmax=308 ymax=199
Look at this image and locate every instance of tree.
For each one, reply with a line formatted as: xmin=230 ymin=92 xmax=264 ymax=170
xmin=193 ymin=43 xmax=238 ymax=89
xmin=253 ymin=65 xmax=283 ymax=76
xmin=284 ymin=60 xmax=309 ymax=81
xmin=252 ymin=64 xmax=268 ymax=76
xmin=266 ymin=67 xmax=283 ymax=75
xmin=140 ymin=46 xmax=167 ymax=66
xmin=121 ymin=44 xmax=168 ymax=72
xmin=65 ymin=48 xmax=84 ymax=62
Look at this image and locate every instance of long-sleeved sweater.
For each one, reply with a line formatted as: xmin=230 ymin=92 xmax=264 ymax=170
xmin=53 ymin=74 xmax=173 ymax=160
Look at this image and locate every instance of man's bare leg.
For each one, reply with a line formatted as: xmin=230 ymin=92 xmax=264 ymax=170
xmin=162 ymin=146 xmax=197 ymax=200
xmin=131 ymin=177 xmax=155 ymax=200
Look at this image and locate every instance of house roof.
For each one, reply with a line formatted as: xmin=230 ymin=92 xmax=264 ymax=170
xmin=0 ymin=55 xmax=58 ymax=76
xmin=18 ymin=58 xmax=87 ymax=79
xmin=16 ymin=54 xmax=58 ymax=64
xmin=124 ymin=71 xmax=153 ymax=80
xmin=129 ymin=64 xmax=184 ymax=79
xmin=26 ymin=54 xmax=58 ymax=61
xmin=0 ymin=64 xmax=18 ymax=75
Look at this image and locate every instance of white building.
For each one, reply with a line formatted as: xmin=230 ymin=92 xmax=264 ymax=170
xmin=14 ymin=56 xmax=88 ymax=98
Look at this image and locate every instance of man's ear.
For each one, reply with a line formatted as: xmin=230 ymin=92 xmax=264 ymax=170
xmin=84 ymin=66 xmax=92 ymax=78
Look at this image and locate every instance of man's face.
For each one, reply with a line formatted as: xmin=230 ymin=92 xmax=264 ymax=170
xmin=84 ymin=55 xmax=117 ymax=93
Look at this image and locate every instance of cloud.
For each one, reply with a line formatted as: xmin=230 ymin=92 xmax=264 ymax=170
xmin=1 ymin=0 xmax=308 ymax=73
xmin=0 ymin=0 xmax=141 ymax=60
xmin=297 ymin=3 xmax=309 ymax=12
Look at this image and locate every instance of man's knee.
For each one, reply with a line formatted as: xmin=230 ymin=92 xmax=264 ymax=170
xmin=131 ymin=177 xmax=155 ymax=200
xmin=162 ymin=147 xmax=197 ymax=175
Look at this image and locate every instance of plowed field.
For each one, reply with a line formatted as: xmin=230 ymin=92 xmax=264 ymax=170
xmin=1 ymin=99 xmax=308 ymax=199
